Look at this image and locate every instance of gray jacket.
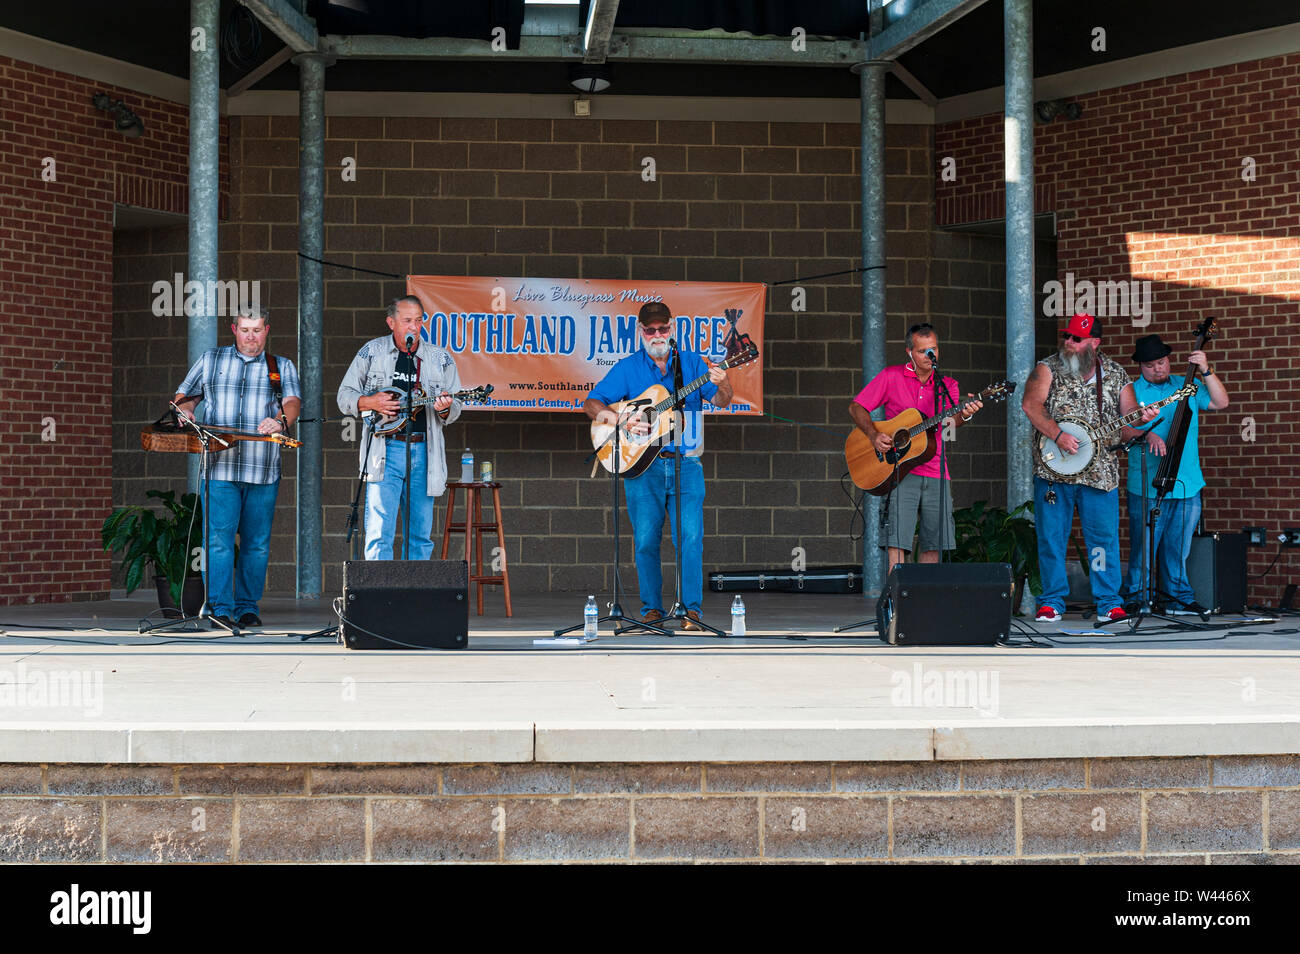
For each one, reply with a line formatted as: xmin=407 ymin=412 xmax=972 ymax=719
xmin=336 ymin=334 xmax=463 ymax=496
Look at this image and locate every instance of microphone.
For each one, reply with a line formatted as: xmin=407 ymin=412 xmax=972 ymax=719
xmin=924 ymin=348 xmax=938 ymax=364
xmin=668 ymin=338 xmax=677 ymax=351
xmin=404 ymin=332 xmax=415 ymax=353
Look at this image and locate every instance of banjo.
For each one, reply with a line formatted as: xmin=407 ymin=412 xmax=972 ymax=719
xmin=1038 ymin=383 xmax=1197 ymax=476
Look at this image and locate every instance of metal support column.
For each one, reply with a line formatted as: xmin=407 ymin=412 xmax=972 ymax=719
xmin=187 ymin=0 xmax=220 ymax=490
xmin=1004 ymin=0 xmax=1035 ymax=512
xmin=854 ymin=57 xmax=890 ymax=597
xmin=294 ymin=52 xmax=330 ymax=599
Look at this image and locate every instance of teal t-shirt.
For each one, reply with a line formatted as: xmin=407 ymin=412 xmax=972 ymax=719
xmin=1126 ymin=373 xmax=1213 ymax=499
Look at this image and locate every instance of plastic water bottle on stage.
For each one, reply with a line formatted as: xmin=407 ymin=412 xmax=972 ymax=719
xmin=730 ymin=595 xmax=746 ymax=637
xmin=461 ymin=447 xmax=473 ymax=483
xmin=584 ymin=595 xmax=598 ymax=638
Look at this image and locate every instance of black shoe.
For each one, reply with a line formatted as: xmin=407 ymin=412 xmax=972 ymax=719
xmin=208 ymin=614 xmax=237 ymax=631
xmin=237 ymin=613 xmax=262 ymax=628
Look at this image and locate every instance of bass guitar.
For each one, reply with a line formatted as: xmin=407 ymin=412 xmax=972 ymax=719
xmin=1153 ymin=316 xmax=1217 ymax=494
xmin=590 ymin=343 xmax=759 ymax=477
xmin=845 ymin=380 xmax=1016 ymax=495
xmin=1037 ymin=383 xmax=1197 ymax=476
xmin=366 ymin=384 xmax=494 ymax=436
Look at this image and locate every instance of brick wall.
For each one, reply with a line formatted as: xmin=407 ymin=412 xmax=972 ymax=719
xmin=936 ymin=54 xmax=1300 ymax=603
xmin=2 ymin=757 xmax=1297 ymax=862
xmin=113 ymin=115 xmax=969 ymax=597
xmin=0 ymin=56 xmax=227 ymax=605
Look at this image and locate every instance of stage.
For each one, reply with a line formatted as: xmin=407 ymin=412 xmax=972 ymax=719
xmin=2 ymin=591 xmax=1298 ymax=863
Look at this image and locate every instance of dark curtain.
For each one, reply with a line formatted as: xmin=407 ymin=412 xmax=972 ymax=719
xmin=307 ymin=1 xmax=526 ymax=47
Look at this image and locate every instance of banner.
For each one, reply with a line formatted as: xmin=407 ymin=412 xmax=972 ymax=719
xmin=406 ymin=275 xmax=765 ymax=414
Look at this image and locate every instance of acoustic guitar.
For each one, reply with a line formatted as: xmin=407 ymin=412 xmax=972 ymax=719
xmin=845 ymin=380 xmax=1016 ymax=495
xmin=590 ymin=343 xmax=759 ymax=477
xmin=140 ymin=426 xmax=301 ymax=454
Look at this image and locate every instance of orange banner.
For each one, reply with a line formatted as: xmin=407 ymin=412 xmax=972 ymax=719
xmin=406 ymin=276 xmax=765 ymax=414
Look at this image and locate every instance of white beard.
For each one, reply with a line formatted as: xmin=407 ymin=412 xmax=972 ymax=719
xmin=1058 ymin=348 xmax=1094 ymax=381
xmin=646 ymin=339 xmax=670 ymax=360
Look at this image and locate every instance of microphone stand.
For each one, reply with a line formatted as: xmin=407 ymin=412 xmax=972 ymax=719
xmin=139 ymin=403 xmax=238 ymax=636
xmin=930 ymin=355 xmax=952 ymax=565
xmin=662 ymin=340 xmax=726 ymax=637
xmin=401 ymin=337 xmax=415 ymax=561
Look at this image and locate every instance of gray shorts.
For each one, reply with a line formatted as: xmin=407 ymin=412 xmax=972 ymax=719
xmin=882 ymin=474 xmax=956 ymax=552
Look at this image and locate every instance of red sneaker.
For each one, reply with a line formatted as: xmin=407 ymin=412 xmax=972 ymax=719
xmin=1035 ymin=605 xmax=1061 ymax=622
xmin=1098 ymin=606 xmax=1128 ymax=623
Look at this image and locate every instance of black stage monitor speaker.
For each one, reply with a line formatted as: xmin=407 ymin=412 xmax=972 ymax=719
xmin=876 ymin=563 xmax=1013 ymax=646
xmin=1186 ymin=532 xmax=1247 ymax=614
xmin=341 ymin=560 xmax=468 ymax=649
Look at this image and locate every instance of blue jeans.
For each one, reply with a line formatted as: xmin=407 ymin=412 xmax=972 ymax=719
xmin=1034 ymin=476 xmax=1123 ymax=614
xmin=366 ymin=439 xmax=436 ymax=560
xmin=204 ymin=478 xmax=280 ymax=618
xmin=624 ymin=455 xmax=705 ymax=615
xmin=1125 ymin=491 xmax=1201 ymax=604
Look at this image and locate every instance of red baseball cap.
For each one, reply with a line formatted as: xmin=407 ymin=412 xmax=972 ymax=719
xmin=1063 ymin=313 xmax=1101 ymax=338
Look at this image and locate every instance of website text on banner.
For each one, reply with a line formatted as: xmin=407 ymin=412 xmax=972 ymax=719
xmin=406 ymin=276 xmax=765 ymax=414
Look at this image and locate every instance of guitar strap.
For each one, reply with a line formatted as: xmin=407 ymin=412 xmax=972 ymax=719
xmin=266 ymin=352 xmax=287 ymax=429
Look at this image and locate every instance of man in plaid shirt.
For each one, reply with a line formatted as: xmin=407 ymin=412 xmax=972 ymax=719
xmin=173 ymin=306 xmax=301 ymax=629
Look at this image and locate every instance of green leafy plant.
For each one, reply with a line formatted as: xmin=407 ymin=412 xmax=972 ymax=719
xmin=101 ymin=489 xmax=202 ymax=605
xmin=952 ymin=500 xmax=1041 ymax=605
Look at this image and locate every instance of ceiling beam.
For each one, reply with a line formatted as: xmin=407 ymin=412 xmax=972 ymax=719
xmin=227 ymin=45 xmax=294 ymax=97
xmin=582 ymin=0 xmax=621 ymax=64
xmin=236 ymin=0 xmax=319 ymax=54
xmin=323 ymin=32 xmax=866 ymax=66
xmin=867 ymin=0 xmax=988 ymax=61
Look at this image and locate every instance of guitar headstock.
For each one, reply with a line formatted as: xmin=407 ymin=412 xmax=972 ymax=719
xmin=1193 ymin=316 xmax=1218 ymax=344
xmin=270 ymin=434 xmax=302 ymax=448
xmin=458 ymin=384 xmax=494 ymax=404
xmin=979 ymin=380 xmax=1017 ymax=403
xmin=721 ymin=343 xmax=759 ymax=370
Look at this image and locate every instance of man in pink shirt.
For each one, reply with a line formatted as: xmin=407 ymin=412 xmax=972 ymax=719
xmin=848 ymin=323 xmax=982 ymax=567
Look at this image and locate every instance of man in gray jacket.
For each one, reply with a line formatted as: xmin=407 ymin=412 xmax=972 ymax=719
xmin=337 ymin=296 xmax=462 ymax=559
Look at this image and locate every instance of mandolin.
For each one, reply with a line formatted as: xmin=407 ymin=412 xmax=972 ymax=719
xmin=365 ymin=384 xmax=494 ymax=436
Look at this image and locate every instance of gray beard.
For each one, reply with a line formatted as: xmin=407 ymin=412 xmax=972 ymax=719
xmin=646 ymin=340 xmax=670 ymax=360
xmin=1058 ymin=349 xmax=1094 ymax=380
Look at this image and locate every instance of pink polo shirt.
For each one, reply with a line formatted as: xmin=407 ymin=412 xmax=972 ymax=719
xmin=853 ymin=363 xmax=961 ymax=480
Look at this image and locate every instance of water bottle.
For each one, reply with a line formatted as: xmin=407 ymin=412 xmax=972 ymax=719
xmin=730 ymin=595 xmax=746 ymax=637
xmin=461 ymin=447 xmax=473 ymax=483
xmin=584 ymin=595 xmax=598 ymax=638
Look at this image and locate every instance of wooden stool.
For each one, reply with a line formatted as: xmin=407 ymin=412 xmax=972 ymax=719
xmin=440 ymin=481 xmax=512 ymax=617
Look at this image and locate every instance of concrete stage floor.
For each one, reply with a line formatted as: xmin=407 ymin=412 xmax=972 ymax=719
xmin=1 ymin=590 xmax=1298 ymax=763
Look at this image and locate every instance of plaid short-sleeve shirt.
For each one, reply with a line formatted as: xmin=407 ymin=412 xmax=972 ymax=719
xmin=176 ymin=345 xmax=301 ymax=484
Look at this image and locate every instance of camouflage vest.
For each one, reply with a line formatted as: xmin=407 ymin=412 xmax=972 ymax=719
xmin=1032 ymin=351 xmax=1129 ymax=491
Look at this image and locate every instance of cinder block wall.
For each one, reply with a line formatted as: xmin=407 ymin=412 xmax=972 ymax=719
xmin=108 ymin=114 xmax=1022 ymax=598
xmin=3 ymin=757 xmax=1297 ymax=863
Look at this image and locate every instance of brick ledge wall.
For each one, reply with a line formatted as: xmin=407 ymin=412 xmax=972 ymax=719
xmin=2 ymin=757 xmax=1298 ymax=863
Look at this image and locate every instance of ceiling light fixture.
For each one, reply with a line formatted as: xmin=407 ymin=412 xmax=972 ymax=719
xmin=569 ymin=64 xmax=611 ymax=93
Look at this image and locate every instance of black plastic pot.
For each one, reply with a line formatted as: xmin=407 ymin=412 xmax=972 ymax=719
xmin=155 ymin=574 xmax=205 ymax=618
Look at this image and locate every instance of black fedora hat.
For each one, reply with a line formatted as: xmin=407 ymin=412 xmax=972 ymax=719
xmin=1131 ymin=334 xmax=1172 ymax=363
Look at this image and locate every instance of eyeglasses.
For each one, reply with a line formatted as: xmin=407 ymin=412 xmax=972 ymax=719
xmin=642 ymin=325 xmax=672 ymax=337
xmin=1062 ymin=333 xmax=1085 ymax=342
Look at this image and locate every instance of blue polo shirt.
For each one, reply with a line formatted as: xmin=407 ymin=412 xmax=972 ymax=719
xmin=1126 ymin=373 xmax=1213 ymax=499
xmin=588 ymin=347 xmax=719 ymax=454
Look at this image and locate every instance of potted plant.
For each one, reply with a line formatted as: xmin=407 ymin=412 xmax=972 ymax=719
xmin=102 ymin=489 xmax=205 ymax=615
xmin=952 ymin=500 xmax=1041 ymax=614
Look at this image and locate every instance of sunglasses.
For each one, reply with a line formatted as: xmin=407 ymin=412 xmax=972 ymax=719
xmin=642 ymin=325 xmax=673 ymax=337
xmin=1062 ymin=333 xmax=1088 ymax=342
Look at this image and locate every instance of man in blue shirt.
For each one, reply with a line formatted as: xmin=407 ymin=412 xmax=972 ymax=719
xmin=1124 ymin=334 xmax=1229 ymax=615
xmin=584 ymin=302 xmax=732 ymax=630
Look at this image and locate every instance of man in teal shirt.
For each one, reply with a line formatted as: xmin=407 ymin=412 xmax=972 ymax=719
xmin=1124 ymin=334 xmax=1229 ymax=614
